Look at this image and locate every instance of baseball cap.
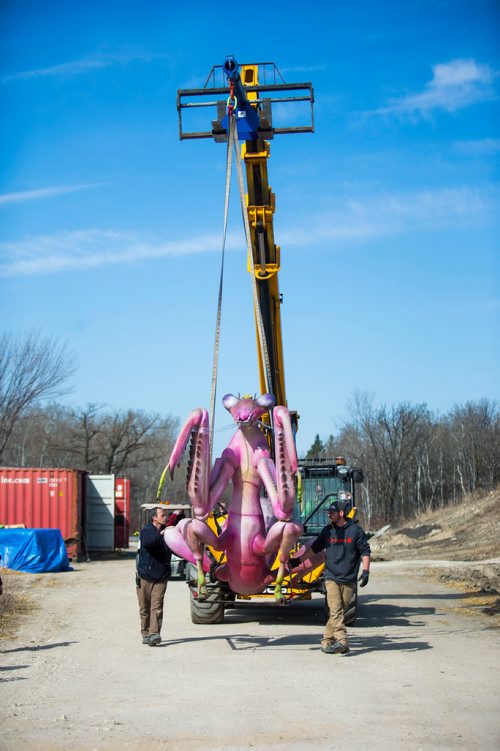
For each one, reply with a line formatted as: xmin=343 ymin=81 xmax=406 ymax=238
xmin=328 ymin=500 xmax=347 ymax=514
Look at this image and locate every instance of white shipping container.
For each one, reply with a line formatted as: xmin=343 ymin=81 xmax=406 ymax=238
xmin=85 ymin=474 xmax=115 ymax=551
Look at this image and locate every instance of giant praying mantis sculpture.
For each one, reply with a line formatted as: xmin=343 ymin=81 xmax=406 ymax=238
xmin=163 ymin=393 xmax=303 ymax=600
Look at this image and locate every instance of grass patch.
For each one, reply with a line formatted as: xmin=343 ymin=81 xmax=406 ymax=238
xmin=0 ymin=568 xmax=39 ymax=639
xmin=424 ymin=565 xmax=500 ymax=628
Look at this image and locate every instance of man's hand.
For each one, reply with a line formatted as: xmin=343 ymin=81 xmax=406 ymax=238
xmin=288 ymin=557 xmax=302 ymax=570
xmin=359 ymin=570 xmax=370 ymax=587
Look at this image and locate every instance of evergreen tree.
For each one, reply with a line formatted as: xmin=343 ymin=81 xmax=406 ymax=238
xmin=306 ymin=433 xmax=324 ymax=458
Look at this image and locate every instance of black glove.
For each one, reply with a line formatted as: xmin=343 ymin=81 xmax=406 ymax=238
xmin=289 ymin=557 xmax=302 ymax=569
xmin=358 ymin=570 xmax=369 ymax=587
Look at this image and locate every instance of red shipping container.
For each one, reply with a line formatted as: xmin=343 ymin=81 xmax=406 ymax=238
xmin=114 ymin=477 xmax=130 ymax=548
xmin=0 ymin=468 xmax=86 ymax=560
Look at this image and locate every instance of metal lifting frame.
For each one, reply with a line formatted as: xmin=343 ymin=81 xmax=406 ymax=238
xmin=176 ymin=60 xmax=314 ymax=141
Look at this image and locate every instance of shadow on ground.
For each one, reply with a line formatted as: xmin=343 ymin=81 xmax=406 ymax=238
xmin=163 ymin=630 xmax=432 ymax=654
xmin=0 ymin=640 xmax=77 ymax=655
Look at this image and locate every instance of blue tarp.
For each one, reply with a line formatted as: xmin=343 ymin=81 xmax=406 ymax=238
xmin=0 ymin=528 xmax=72 ymax=573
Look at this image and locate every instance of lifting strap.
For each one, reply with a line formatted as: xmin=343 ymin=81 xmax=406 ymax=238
xmin=209 ymin=118 xmax=275 ymax=457
xmin=209 ymin=117 xmax=235 ymax=458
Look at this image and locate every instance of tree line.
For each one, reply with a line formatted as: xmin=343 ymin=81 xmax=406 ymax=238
xmin=306 ymin=392 xmax=499 ymax=526
xmin=1 ymin=331 xmax=498 ymax=530
xmin=2 ymin=402 xmax=186 ymax=523
xmin=0 ymin=332 xmax=185 ymax=530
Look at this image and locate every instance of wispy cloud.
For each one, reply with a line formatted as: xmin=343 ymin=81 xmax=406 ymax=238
xmin=2 ymin=50 xmax=168 ymax=83
xmin=370 ymin=59 xmax=497 ymax=119
xmin=281 ymin=185 xmax=500 ymax=245
xmin=0 ymin=229 xmax=227 ymax=277
xmin=1 ymin=185 xmax=498 ymax=278
xmin=0 ymin=183 xmax=101 ymax=205
xmin=454 ymin=138 xmax=500 ymax=156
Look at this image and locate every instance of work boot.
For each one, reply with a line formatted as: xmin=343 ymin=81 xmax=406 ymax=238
xmin=332 ymin=640 xmax=349 ymax=654
xmin=321 ymin=642 xmax=335 ymax=654
xmin=148 ymin=633 xmax=161 ymax=646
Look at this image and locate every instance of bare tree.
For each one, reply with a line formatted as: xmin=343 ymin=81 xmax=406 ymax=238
xmin=306 ymin=393 xmax=499 ymax=525
xmin=5 ymin=403 xmax=75 ymax=467
xmin=63 ymin=403 xmax=105 ymax=469
xmin=2 ymin=399 xmax=183 ymax=528
xmin=0 ymin=331 xmax=76 ymax=463
xmin=348 ymin=393 xmax=429 ymax=517
xmin=448 ymin=400 xmax=500 ymax=494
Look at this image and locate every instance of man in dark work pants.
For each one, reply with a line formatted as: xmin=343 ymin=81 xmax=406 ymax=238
xmin=136 ymin=507 xmax=172 ymax=646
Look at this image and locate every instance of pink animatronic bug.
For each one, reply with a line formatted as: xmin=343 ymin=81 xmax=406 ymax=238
xmin=163 ymin=392 xmax=302 ymax=601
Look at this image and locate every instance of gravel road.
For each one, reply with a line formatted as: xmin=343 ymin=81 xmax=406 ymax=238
xmin=1 ymin=555 xmax=499 ymax=751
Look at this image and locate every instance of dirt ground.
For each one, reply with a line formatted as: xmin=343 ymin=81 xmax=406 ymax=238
xmin=1 ymin=491 xmax=499 ymax=750
xmin=370 ymin=488 xmax=500 ymax=563
xmin=369 ymin=488 xmax=500 ymax=624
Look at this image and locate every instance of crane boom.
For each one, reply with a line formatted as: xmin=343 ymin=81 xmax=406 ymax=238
xmin=242 ymin=134 xmax=286 ymax=407
xmin=177 ymin=57 xmax=314 ymax=432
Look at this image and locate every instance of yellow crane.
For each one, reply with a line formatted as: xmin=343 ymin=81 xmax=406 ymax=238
xmin=173 ymin=57 xmax=364 ymax=624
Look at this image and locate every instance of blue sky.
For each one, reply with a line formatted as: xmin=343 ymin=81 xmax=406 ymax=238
xmin=1 ymin=0 xmax=499 ymax=458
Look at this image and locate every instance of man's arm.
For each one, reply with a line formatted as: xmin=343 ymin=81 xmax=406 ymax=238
xmin=140 ymin=525 xmax=162 ymax=550
xmin=358 ymin=528 xmax=371 ymax=586
xmin=289 ymin=527 xmax=327 ymax=568
xmin=360 ymin=554 xmax=370 ymax=573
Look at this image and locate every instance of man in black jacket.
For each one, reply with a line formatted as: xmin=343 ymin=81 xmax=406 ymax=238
xmin=136 ymin=507 xmax=172 ymax=646
xmin=290 ymin=500 xmax=371 ymax=655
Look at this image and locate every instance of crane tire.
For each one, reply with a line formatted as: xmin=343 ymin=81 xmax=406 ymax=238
xmin=186 ymin=563 xmax=225 ymax=624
